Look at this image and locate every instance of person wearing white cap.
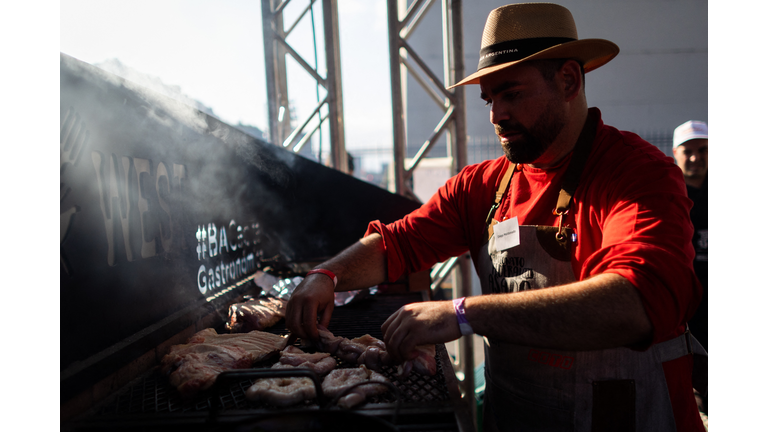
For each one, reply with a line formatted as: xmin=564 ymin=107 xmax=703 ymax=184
xmin=674 ymin=119 xmax=708 ymax=415
xmin=672 ymin=121 xmax=707 ymax=346
xmin=673 ymin=120 xmax=708 ymax=189
xmin=286 ymin=3 xmax=705 ymax=431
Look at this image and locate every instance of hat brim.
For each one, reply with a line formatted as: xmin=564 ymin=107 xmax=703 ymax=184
xmin=674 ymin=134 xmax=709 ymax=148
xmin=447 ymin=38 xmax=619 ymax=89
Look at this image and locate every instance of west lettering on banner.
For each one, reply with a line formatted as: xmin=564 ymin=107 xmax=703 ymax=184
xmin=155 ymin=161 xmax=173 ymax=252
xmin=92 ymin=152 xmax=134 ymax=265
xmin=92 ymin=151 xmax=190 ymax=266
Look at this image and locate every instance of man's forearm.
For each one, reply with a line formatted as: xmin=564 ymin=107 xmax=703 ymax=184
xmin=464 ymin=273 xmax=653 ymax=350
xmin=315 ymin=233 xmax=388 ymax=292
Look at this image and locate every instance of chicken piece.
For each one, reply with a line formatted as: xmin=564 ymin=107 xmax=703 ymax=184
xmin=396 ymin=344 xmax=437 ymax=378
xmin=227 ymin=297 xmax=287 ymax=332
xmin=321 ymin=365 xmax=390 ymax=409
xmin=283 ymin=345 xmax=304 ymax=354
xmin=335 ymin=338 xmax=369 ymax=364
xmin=317 ymin=327 xmax=389 ymax=367
xmin=271 ymin=347 xmax=337 ymax=376
xmin=316 ymin=325 xmax=345 ymax=354
xmin=321 ymin=367 xmax=369 ymax=398
xmin=315 ymin=326 xmax=435 ymax=377
xmin=351 ymin=334 xmax=387 ymax=350
xmin=357 ymin=345 xmax=392 ymax=371
xmin=245 ymin=377 xmax=316 ymax=407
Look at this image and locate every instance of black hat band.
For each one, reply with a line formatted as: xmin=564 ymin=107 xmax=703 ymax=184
xmin=477 ymin=37 xmax=575 ymax=70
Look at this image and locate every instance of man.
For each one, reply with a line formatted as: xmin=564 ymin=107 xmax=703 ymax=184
xmin=673 ymin=120 xmax=708 ymax=352
xmin=287 ymin=4 xmax=705 ymax=431
xmin=673 ymin=120 xmax=709 ymax=417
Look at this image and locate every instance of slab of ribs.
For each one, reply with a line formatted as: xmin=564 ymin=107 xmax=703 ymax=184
xmin=160 ymin=328 xmax=287 ymax=397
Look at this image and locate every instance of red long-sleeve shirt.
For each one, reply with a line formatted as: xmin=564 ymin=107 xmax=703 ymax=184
xmin=366 ymin=108 xmax=704 ymax=430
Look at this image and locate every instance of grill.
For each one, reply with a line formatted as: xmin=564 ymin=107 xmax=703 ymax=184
xmin=62 ymin=292 xmax=468 ymax=431
xmin=60 ymin=54 xmax=472 ymax=431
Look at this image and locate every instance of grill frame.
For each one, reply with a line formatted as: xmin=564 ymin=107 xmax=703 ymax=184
xmin=62 ymin=292 xmax=472 ymax=432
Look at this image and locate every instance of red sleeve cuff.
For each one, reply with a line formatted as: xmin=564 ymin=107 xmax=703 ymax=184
xmin=364 ymin=220 xmax=405 ymax=283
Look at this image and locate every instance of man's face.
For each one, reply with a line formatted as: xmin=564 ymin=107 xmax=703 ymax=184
xmin=673 ymin=139 xmax=708 ymax=179
xmin=479 ymin=62 xmax=566 ymax=165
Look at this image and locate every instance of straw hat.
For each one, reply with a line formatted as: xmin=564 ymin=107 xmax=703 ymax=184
xmin=449 ymin=3 xmax=619 ymax=89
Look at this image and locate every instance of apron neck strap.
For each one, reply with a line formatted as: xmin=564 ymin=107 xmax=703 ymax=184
xmin=554 ymin=109 xmax=599 ymax=215
xmin=485 ymin=162 xmax=516 ymax=226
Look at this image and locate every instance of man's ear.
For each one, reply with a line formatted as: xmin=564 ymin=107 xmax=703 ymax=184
xmin=559 ymin=60 xmax=583 ymax=102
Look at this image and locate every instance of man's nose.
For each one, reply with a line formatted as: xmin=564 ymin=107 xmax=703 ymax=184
xmin=490 ymin=103 xmax=510 ymax=125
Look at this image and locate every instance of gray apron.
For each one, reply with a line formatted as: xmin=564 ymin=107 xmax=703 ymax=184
xmin=475 ymin=113 xmax=707 ymax=432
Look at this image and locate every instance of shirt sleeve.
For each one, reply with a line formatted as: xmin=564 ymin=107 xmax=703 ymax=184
xmin=577 ymin=134 xmax=702 ymax=346
xmin=365 ymin=160 xmax=503 ymax=283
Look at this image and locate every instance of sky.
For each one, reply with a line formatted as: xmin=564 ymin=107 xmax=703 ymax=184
xmin=59 ymin=0 xmax=394 ymax=157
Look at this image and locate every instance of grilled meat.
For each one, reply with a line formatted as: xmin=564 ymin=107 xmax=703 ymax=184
xmin=245 ymin=377 xmax=316 ymax=407
xmin=315 ymin=326 xmax=436 ymax=378
xmin=321 ymin=365 xmax=390 ymax=409
xmin=186 ymin=328 xmax=288 ymax=362
xmin=396 ymin=344 xmax=437 ymax=377
xmin=270 ymin=346 xmax=337 ymax=375
xmin=226 ymin=297 xmax=288 ymax=332
xmin=161 ymin=328 xmax=288 ymax=397
xmin=161 ymin=344 xmax=253 ymax=397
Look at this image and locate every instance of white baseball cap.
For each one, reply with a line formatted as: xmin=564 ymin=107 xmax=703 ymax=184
xmin=673 ymin=120 xmax=708 ymax=149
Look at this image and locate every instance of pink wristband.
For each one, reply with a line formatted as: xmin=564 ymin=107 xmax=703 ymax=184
xmin=452 ymin=297 xmax=474 ymax=336
xmin=306 ymin=269 xmax=338 ymax=288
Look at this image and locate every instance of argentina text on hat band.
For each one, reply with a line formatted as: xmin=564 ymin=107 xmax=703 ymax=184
xmin=478 ymin=37 xmax=576 ymax=69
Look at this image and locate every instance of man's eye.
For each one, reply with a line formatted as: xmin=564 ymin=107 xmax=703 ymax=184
xmin=484 ymin=100 xmax=492 ymax=107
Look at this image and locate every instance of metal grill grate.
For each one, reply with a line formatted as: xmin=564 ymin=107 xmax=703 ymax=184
xmin=95 ymin=353 xmax=450 ymax=416
xmin=83 ymin=293 xmax=455 ymax=424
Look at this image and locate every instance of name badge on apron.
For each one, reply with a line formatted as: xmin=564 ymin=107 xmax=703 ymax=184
xmin=493 ymin=216 xmax=520 ymax=251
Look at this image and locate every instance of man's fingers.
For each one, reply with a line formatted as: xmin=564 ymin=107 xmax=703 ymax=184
xmin=400 ymin=333 xmax=419 ymax=362
xmin=396 ymin=331 xmax=419 ymax=364
xmin=384 ymin=317 xmax=411 ymax=363
xmin=285 ymin=303 xmax=302 ymax=337
xmin=382 ymin=309 xmax=402 ymax=347
xmin=319 ymin=303 xmax=334 ymax=328
xmin=382 ymin=306 xmax=407 ymax=342
xmin=302 ymin=303 xmax=320 ymax=341
xmin=381 ymin=308 xmax=397 ymax=336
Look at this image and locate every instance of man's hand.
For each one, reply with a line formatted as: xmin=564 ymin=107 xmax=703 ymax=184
xmin=381 ymin=301 xmax=462 ymax=363
xmin=284 ymin=274 xmax=336 ymax=342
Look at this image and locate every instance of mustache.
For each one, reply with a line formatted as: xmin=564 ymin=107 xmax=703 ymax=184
xmin=494 ymin=120 xmax=527 ymax=136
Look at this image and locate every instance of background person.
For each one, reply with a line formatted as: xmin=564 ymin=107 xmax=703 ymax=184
xmin=673 ymin=120 xmax=708 ymax=418
xmin=673 ymin=120 xmax=708 ymax=352
xmin=287 ymin=4 xmax=705 ymax=431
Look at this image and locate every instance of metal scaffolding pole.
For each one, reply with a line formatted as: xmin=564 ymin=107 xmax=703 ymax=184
xmin=386 ymin=0 xmax=467 ymax=193
xmin=387 ymin=0 xmax=474 ymax=428
xmin=261 ymin=0 xmax=347 ymax=171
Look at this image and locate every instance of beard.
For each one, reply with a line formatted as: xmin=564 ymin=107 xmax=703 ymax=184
xmin=496 ymin=102 xmax=566 ymax=164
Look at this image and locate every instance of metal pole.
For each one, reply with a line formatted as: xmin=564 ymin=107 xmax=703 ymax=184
xmin=445 ymin=0 xmax=474 ymax=426
xmin=322 ymin=0 xmax=348 ymax=172
xmin=457 ymin=255 xmax=476 ymax=427
xmin=387 ymin=0 xmax=407 ymax=195
xmin=262 ymin=0 xmax=291 ymax=146
xmin=262 ymin=0 xmax=279 ymax=146
xmin=451 ymin=1 xmax=474 ymax=425
xmin=449 ymin=0 xmax=467 ymax=174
